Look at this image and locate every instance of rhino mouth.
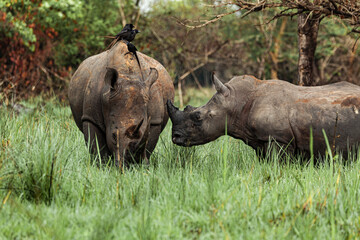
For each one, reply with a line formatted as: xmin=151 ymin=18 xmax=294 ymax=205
xmin=114 ymin=144 xmax=146 ymax=167
xmin=172 ymin=131 xmax=193 ymax=147
xmin=124 ymin=140 xmax=148 ymax=163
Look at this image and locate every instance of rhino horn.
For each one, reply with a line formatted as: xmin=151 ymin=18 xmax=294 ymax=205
xmin=146 ymin=68 xmax=158 ymax=88
xmin=212 ymin=72 xmax=229 ymax=97
xmin=133 ymin=118 xmax=144 ymax=135
xmin=114 ymin=129 xmax=124 ymax=169
xmin=125 ymin=118 xmax=144 ymax=139
xmin=166 ymin=100 xmax=181 ymax=121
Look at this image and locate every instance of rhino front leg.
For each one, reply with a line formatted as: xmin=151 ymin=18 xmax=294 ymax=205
xmin=82 ymin=121 xmax=110 ymax=162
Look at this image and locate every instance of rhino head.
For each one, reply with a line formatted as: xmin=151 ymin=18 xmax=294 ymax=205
xmin=101 ymin=67 xmax=158 ymax=166
xmin=167 ymin=73 xmax=231 ymax=146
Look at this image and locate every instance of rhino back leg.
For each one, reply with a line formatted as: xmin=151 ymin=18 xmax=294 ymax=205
xmin=82 ymin=121 xmax=110 ymax=162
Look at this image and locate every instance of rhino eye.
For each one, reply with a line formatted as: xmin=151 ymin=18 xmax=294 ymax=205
xmin=191 ymin=112 xmax=201 ymax=121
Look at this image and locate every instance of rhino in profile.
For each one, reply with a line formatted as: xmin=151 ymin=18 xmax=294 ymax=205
xmin=167 ymin=73 xmax=360 ymax=156
xmin=69 ymin=42 xmax=174 ymax=167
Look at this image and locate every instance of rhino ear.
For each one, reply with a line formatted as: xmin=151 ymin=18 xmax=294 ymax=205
xmin=104 ymin=67 xmax=119 ymax=90
xmin=212 ymin=72 xmax=229 ymax=97
xmin=146 ymin=68 xmax=158 ymax=88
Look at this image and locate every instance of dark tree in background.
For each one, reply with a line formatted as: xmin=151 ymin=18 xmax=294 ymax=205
xmin=2 ymin=0 xmax=360 ymax=104
xmin=182 ymin=0 xmax=360 ymax=86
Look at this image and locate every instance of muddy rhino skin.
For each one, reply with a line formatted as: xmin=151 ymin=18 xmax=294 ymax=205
xmin=69 ymin=41 xmax=174 ymax=166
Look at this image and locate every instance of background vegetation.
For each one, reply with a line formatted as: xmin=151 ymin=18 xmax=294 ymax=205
xmin=1 ymin=0 xmax=360 ymax=105
xmin=1 ymin=1 xmax=360 ymax=238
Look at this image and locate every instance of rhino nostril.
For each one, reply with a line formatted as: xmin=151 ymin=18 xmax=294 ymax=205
xmin=173 ymin=133 xmax=182 ymax=139
xmin=173 ymin=133 xmax=184 ymax=144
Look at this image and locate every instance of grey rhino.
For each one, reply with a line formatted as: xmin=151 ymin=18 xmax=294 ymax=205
xmin=167 ymin=73 xmax=360 ymax=156
xmin=69 ymin=41 xmax=174 ymax=167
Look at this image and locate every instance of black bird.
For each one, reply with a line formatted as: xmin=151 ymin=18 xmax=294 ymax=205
xmin=125 ymin=42 xmax=143 ymax=79
xmin=115 ymin=23 xmax=134 ymax=38
xmin=118 ymin=28 xmax=140 ymax=42
xmin=107 ymin=24 xmax=140 ymax=49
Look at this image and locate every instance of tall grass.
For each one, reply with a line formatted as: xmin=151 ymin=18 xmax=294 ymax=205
xmin=1 ymin=97 xmax=360 ymax=239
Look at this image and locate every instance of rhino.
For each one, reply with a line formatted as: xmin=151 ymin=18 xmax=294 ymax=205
xmin=69 ymin=41 xmax=174 ymax=167
xmin=167 ymin=73 xmax=360 ymax=156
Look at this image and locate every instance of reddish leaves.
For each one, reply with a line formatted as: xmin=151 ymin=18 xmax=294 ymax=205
xmin=1 ymin=23 xmax=68 ymax=102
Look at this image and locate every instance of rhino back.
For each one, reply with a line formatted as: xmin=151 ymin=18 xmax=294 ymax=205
xmin=289 ymin=82 xmax=360 ymax=153
xmin=241 ymin=79 xmax=360 ymax=153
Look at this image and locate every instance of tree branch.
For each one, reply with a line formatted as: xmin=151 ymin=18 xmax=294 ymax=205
xmin=118 ymin=0 xmax=127 ymax=27
xmin=176 ymin=8 xmax=242 ymax=30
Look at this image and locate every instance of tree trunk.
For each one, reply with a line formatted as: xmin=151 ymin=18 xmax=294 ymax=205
xmin=297 ymin=12 xmax=321 ymax=86
xmin=270 ymin=18 xmax=287 ymax=79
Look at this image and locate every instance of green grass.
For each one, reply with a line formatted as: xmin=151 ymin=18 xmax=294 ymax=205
xmin=1 ymin=96 xmax=360 ymax=239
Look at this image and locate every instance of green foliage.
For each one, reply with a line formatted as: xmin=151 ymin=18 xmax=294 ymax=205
xmin=2 ymin=0 xmax=360 ymax=100
xmin=1 ymin=96 xmax=360 ymax=239
xmin=2 ymin=12 xmax=36 ymax=51
xmin=316 ymin=18 xmax=354 ymax=57
xmin=1 ymin=0 xmax=126 ymax=66
xmin=0 ymin=0 xmax=139 ymax=100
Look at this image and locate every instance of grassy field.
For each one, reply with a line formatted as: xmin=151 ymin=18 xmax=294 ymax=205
xmin=1 ymin=92 xmax=360 ymax=239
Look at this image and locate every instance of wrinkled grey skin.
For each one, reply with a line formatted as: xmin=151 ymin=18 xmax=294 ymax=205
xmin=69 ymin=42 xmax=174 ymax=166
xmin=167 ymin=74 xmax=360 ymax=156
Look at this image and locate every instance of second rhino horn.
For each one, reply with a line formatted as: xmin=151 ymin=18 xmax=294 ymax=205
xmin=166 ymin=100 xmax=180 ymax=120
xmin=212 ymin=72 xmax=230 ymax=97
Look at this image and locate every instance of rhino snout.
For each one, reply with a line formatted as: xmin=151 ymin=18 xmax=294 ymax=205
xmin=172 ymin=131 xmax=188 ymax=146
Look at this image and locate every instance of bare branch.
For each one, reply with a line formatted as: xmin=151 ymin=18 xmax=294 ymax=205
xmin=134 ymin=8 xmax=141 ymax=27
xmin=236 ymin=1 xmax=360 ymax=27
xmin=178 ymin=62 xmax=206 ymax=81
xmin=177 ymin=8 xmax=242 ymax=30
xmin=117 ymin=0 xmax=127 ymax=27
xmin=178 ymin=1 xmax=359 ymax=31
